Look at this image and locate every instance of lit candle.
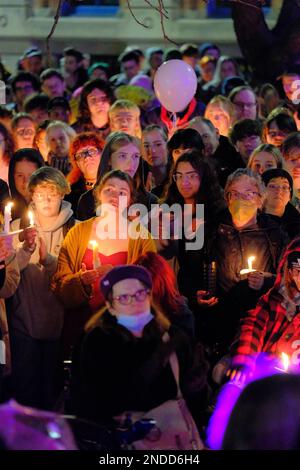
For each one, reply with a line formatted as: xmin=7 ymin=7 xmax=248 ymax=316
xmin=28 ymin=210 xmax=35 ymax=227
xmin=4 ymin=202 xmax=13 ymax=233
xmin=240 ymin=256 xmax=256 ymax=276
xmin=89 ymin=240 xmax=101 ymax=269
xmin=281 ymin=352 xmax=290 ymax=372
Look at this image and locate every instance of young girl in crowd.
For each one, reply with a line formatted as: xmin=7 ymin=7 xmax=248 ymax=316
xmin=11 ymin=113 xmax=36 ymax=151
xmin=247 ymin=143 xmax=284 ymax=176
xmin=45 ymin=121 xmax=76 ymax=176
xmin=77 ymin=132 xmax=157 ymax=220
xmin=8 ymin=148 xmax=45 ymax=220
xmin=52 ymin=169 xmax=156 ymax=359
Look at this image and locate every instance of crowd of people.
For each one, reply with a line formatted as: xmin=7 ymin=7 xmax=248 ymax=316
xmin=1 ymin=40 xmax=300 ymax=450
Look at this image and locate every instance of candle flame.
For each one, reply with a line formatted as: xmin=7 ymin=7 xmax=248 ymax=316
xmin=28 ymin=210 xmax=34 ymax=226
xmin=248 ymin=256 xmax=255 ymax=271
xmin=6 ymin=202 xmax=13 ymax=210
xmin=281 ymin=353 xmax=290 ymax=372
xmin=89 ymin=240 xmax=98 ymax=249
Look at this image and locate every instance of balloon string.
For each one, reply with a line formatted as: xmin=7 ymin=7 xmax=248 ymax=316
xmin=172 ymin=113 xmax=177 ymax=128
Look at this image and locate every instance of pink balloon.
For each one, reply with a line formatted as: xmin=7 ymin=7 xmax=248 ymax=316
xmin=154 ymin=60 xmax=197 ymax=113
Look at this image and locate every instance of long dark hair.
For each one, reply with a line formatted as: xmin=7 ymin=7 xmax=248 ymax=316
xmin=8 ymin=148 xmax=45 ymax=220
xmin=78 ymin=79 xmax=115 ymax=122
xmin=163 ymin=150 xmax=224 ymax=222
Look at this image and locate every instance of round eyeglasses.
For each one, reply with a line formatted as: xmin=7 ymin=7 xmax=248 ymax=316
xmin=112 ymin=288 xmax=150 ymax=305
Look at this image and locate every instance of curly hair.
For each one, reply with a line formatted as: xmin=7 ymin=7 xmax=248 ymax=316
xmin=163 ymin=150 xmax=224 ymax=222
xmin=78 ymin=78 xmax=115 ymax=122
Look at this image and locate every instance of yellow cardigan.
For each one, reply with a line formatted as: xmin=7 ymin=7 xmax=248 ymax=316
xmin=51 ymin=217 xmax=156 ymax=309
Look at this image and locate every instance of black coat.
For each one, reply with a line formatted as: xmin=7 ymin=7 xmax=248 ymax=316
xmin=265 ymin=202 xmax=300 ymax=242
xmin=69 ymin=312 xmax=208 ymax=425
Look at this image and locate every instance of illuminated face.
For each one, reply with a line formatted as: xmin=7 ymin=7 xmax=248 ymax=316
xmin=110 ymin=143 xmax=140 ymax=178
xmin=32 ymin=183 xmax=63 ymax=218
xmin=266 ymin=122 xmax=290 ymax=148
xmin=14 ymin=160 xmax=39 ymax=202
xmin=47 ymin=127 xmax=70 ymax=158
xmin=110 ymin=110 xmax=138 ymax=136
xmin=98 ymin=177 xmax=131 ymax=209
xmin=142 ymin=130 xmax=168 ymax=167
xmin=235 ymin=135 xmax=262 ymax=165
xmin=174 ymin=161 xmax=201 ymax=201
xmin=250 ymin=151 xmax=277 ymax=175
xmin=87 ymin=88 xmax=110 ymax=117
xmin=232 ymin=90 xmax=257 ymax=121
xmin=23 ymin=56 xmax=43 ymax=76
xmin=226 ymin=176 xmax=262 ymax=217
xmin=201 ymin=61 xmax=216 ymax=83
xmin=282 ymin=74 xmax=300 ymax=102
xmin=284 ymin=147 xmax=300 ymax=190
xmin=14 ymin=118 xmax=36 ymax=150
xmin=108 ymin=278 xmax=150 ymax=317
xmin=42 ymin=76 xmax=65 ymax=98
xmin=205 ymin=103 xmax=231 ymax=136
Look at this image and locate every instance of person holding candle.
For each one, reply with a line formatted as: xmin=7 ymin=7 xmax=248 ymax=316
xmin=0 ymin=230 xmax=20 ymax=402
xmin=8 ymin=148 xmax=44 ymax=221
xmin=52 ymin=169 xmax=156 ymax=361
xmin=212 ymin=168 xmax=288 ymax=353
xmin=8 ymin=166 xmax=75 ymax=410
xmin=225 ymin=240 xmax=300 ymax=383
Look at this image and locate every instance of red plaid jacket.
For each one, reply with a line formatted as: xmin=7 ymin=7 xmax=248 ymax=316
xmin=231 ymin=288 xmax=298 ymax=369
xmin=231 ymin=240 xmax=300 ymax=370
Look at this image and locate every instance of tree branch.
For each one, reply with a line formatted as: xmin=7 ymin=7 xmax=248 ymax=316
xmin=46 ymin=0 xmax=64 ymax=67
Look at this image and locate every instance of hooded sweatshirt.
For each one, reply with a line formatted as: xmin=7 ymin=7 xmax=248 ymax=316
xmin=10 ymin=200 xmax=74 ymax=340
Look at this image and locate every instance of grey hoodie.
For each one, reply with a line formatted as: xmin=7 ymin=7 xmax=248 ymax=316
xmin=11 ymin=201 xmax=74 ymax=340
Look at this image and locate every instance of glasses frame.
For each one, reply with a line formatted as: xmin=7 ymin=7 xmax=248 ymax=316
xmin=112 ymin=288 xmax=150 ymax=306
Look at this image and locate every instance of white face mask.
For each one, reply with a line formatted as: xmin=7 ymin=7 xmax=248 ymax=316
xmin=116 ymin=311 xmax=154 ymax=334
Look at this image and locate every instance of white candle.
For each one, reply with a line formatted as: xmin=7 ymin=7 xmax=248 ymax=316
xmin=89 ymin=240 xmax=101 ymax=269
xmin=281 ymin=352 xmax=290 ymax=372
xmin=28 ymin=210 xmax=35 ymax=227
xmin=4 ymin=202 xmax=13 ymax=233
xmin=240 ymin=256 xmax=256 ymax=276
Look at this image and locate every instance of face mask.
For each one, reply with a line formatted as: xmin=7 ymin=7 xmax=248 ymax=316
xmin=117 ymin=311 xmax=154 ymax=334
xmin=228 ymin=199 xmax=258 ymax=225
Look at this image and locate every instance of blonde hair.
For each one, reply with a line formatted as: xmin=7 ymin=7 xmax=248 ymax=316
xmin=28 ymin=166 xmax=71 ymax=196
xmin=247 ymin=144 xmax=284 ymax=171
xmin=109 ymin=99 xmax=141 ymax=138
xmin=45 ymin=121 xmax=76 ymax=146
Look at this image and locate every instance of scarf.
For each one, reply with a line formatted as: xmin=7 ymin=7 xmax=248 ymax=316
xmin=160 ymin=97 xmax=197 ymax=132
xmin=278 ymin=280 xmax=300 ymax=321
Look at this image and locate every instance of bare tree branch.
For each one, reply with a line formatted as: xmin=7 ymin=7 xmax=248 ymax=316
xmin=126 ymin=0 xmax=149 ymax=28
xmin=46 ymin=0 xmax=64 ymax=67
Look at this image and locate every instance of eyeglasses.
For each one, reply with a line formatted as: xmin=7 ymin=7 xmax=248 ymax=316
xmin=226 ymin=190 xmax=260 ymax=201
xmin=233 ymin=101 xmax=256 ymax=109
xmin=16 ymin=128 xmax=35 ymax=137
xmin=74 ymin=148 xmax=99 ymax=161
xmin=112 ymin=288 xmax=150 ymax=305
xmin=267 ymin=183 xmax=290 ymax=193
xmin=33 ymin=191 xmax=61 ymax=201
xmin=173 ymin=172 xmax=200 ymax=183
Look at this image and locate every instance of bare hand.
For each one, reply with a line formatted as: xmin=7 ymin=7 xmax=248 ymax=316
xmin=39 ymin=237 xmax=47 ymax=264
xmin=226 ymin=367 xmax=249 ymax=385
xmin=247 ymin=271 xmax=264 ymax=290
xmin=80 ymin=262 xmax=100 ymax=286
xmin=0 ymin=236 xmax=14 ymax=262
xmin=23 ymin=227 xmax=37 ymax=253
xmin=196 ymin=290 xmax=219 ymax=308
